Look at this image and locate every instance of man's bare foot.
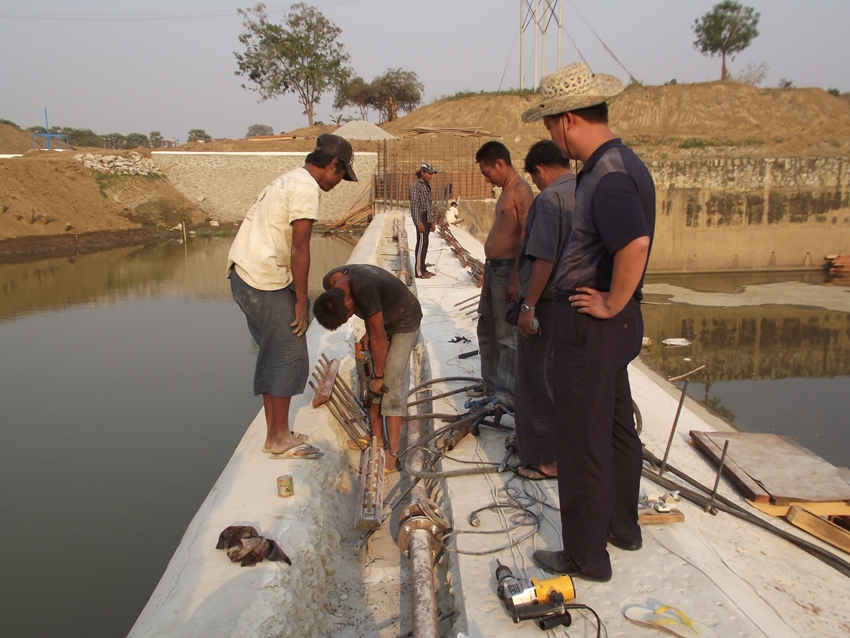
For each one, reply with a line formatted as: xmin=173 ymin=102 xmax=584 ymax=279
xmin=267 ymin=431 xmax=307 ymax=456
xmin=516 ymin=462 xmax=557 ymax=480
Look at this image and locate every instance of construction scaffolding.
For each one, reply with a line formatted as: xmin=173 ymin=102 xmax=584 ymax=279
xmin=374 ymin=135 xmax=491 ymax=215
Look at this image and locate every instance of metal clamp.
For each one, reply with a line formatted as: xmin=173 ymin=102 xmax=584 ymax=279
xmin=398 ymin=495 xmax=451 ymax=556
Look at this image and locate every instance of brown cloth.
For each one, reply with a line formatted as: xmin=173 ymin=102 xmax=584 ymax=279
xmin=215 ymin=525 xmax=291 ymax=567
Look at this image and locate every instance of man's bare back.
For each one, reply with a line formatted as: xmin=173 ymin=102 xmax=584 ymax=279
xmin=483 ymin=171 xmax=533 ymax=260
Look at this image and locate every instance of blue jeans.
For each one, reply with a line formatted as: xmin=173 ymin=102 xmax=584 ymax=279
xmin=476 ymin=261 xmax=517 ymax=408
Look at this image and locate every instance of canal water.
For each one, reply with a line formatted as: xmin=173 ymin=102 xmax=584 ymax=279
xmin=0 ymin=234 xmax=355 ymax=638
xmin=641 ymin=271 xmax=850 ymax=469
xmin=2 ymin=238 xmax=849 ymax=636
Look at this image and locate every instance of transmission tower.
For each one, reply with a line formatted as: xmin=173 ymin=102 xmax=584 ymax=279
xmin=519 ymin=0 xmax=562 ymax=90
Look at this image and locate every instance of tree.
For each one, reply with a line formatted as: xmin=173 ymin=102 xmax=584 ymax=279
xmin=693 ymin=1 xmax=760 ymax=81
xmin=102 ymin=133 xmax=126 ymax=149
xmin=234 ymin=2 xmax=351 ymax=126
xmin=334 ymin=76 xmax=374 ymax=120
xmin=246 ymin=124 xmax=274 ymax=137
xmin=149 ymin=131 xmax=164 ymax=148
xmin=125 ymin=132 xmax=150 ymax=149
xmin=370 ymin=68 xmax=423 ymax=123
xmin=187 ymin=129 xmax=212 ymax=143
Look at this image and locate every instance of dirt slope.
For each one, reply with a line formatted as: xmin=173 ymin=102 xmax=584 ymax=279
xmin=383 ymin=82 xmax=850 ymax=160
xmin=0 ymin=152 xmax=207 ymax=244
xmin=0 ymin=123 xmax=34 ymax=154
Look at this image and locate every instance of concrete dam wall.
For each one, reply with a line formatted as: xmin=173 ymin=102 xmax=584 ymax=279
xmin=458 ymin=155 xmax=850 ymax=273
xmin=152 ymin=151 xmax=378 ymax=224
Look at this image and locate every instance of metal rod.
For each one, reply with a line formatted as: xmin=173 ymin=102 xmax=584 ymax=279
xmin=409 ymin=529 xmax=439 ymax=638
xmin=659 ymin=378 xmax=688 ymax=477
xmin=706 ymin=439 xmax=731 ymax=513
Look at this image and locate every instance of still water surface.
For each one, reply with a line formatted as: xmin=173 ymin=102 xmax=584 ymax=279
xmin=641 ymin=271 xmax=850 ymax=469
xmin=0 ymin=235 xmax=354 ymax=638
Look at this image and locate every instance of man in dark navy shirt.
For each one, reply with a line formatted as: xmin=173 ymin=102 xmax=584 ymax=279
xmin=522 ymin=62 xmax=655 ymax=582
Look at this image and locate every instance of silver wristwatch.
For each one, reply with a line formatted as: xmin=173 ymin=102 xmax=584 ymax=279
xmin=520 ymin=303 xmax=535 ymax=312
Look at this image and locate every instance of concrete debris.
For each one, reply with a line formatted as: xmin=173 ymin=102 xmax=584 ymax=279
xmin=74 ymin=151 xmax=162 ymax=176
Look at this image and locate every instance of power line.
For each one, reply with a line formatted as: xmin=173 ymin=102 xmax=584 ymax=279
xmin=0 ymin=1 xmax=369 ymax=22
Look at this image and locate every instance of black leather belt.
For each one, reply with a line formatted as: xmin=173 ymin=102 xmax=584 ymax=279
xmin=485 ymin=258 xmax=514 ymax=268
xmin=551 ymin=289 xmax=578 ymax=302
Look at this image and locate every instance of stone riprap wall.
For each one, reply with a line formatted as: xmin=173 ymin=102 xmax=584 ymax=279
xmin=151 ymin=151 xmax=378 ymax=223
xmin=460 ymin=156 xmax=850 ymax=272
xmin=75 ymin=151 xmax=161 ymax=175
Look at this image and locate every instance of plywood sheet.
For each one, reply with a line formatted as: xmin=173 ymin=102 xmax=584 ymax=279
xmin=698 ymin=432 xmax=850 ymax=505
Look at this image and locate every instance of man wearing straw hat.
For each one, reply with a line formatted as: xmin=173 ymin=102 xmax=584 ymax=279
xmin=522 ymin=62 xmax=655 ymax=581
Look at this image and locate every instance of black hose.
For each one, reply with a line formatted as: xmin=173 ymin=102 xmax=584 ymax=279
xmin=407 ymin=376 xmax=481 ymax=396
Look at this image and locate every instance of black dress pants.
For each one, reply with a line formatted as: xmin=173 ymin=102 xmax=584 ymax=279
xmin=552 ymin=299 xmax=643 ymax=579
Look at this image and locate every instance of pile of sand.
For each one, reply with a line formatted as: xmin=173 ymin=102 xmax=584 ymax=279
xmin=334 ymin=120 xmax=396 ymax=141
xmin=0 ymin=123 xmax=34 ymax=154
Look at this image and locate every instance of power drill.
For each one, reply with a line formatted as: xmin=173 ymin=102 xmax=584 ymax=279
xmin=495 ymin=561 xmax=576 ymax=631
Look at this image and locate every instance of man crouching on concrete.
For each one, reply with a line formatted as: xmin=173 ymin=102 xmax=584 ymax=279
xmin=227 ymin=134 xmax=357 ymax=459
xmin=315 ymin=264 xmax=422 ymax=470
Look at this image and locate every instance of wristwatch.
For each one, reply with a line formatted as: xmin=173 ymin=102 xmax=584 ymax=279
xmin=520 ymin=303 xmax=535 ymax=313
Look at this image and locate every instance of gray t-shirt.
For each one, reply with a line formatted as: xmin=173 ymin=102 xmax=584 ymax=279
xmin=322 ymin=264 xmax=422 ymax=335
xmin=518 ymin=172 xmax=576 ymax=298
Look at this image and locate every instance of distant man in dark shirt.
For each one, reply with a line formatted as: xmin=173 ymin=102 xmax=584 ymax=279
xmin=522 ymin=62 xmax=656 ymax=582
xmin=315 ymin=264 xmax=422 ymax=469
xmin=513 ymin=140 xmax=575 ymax=481
xmin=409 ymin=163 xmax=437 ymax=279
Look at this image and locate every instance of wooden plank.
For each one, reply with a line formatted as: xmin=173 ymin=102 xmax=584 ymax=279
xmin=747 ymin=499 xmax=850 ymax=518
xmin=690 ymin=431 xmax=771 ymax=502
xmin=786 ymin=506 xmax=850 ymax=554
xmin=703 ymin=432 xmax=850 ymax=504
xmin=311 ymin=358 xmax=340 ymax=408
xmin=639 ymin=508 xmax=685 ymax=525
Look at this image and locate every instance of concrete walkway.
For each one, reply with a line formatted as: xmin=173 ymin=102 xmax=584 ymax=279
xmin=411 ymin=217 xmax=850 ymax=638
xmin=131 ymin=212 xmax=850 ymax=637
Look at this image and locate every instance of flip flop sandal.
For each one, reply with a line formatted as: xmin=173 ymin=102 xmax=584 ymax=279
xmin=262 ymin=432 xmax=308 ymax=453
xmin=624 ymin=604 xmax=717 ymax=638
xmin=268 ymin=443 xmax=323 ymax=460
xmin=511 ymin=463 xmax=557 ymax=481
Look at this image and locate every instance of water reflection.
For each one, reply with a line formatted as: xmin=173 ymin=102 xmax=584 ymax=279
xmin=640 ymin=272 xmax=850 ymax=468
xmin=0 ymin=233 xmax=355 ymax=321
xmin=0 ymin=233 xmax=355 ymax=638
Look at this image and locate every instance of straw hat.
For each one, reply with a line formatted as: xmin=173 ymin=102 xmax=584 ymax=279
xmin=521 ymin=62 xmax=624 ymax=123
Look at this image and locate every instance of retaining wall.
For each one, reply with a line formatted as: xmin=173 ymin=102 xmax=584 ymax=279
xmin=151 ymin=151 xmax=378 ymax=223
xmin=458 ymin=156 xmax=850 ymax=272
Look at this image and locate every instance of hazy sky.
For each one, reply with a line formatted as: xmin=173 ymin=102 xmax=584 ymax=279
xmin=1 ymin=1 xmax=848 ymax=142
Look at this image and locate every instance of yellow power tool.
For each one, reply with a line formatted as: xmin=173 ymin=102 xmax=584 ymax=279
xmin=495 ymin=561 xmax=576 ymax=630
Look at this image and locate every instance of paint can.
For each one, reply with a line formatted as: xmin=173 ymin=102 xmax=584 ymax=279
xmin=277 ymin=475 xmax=294 ymax=498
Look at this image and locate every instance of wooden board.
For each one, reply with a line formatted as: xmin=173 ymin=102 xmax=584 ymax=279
xmin=639 ymin=508 xmax=685 ymax=525
xmin=747 ymin=499 xmax=850 ymax=518
xmin=690 ymin=431 xmax=771 ymax=503
xmin=690 ymin=431 xmax=850 ymax=505
xmin=786 ymin=506 xmax=850 ymax=554
xmin=311 ymin=358 xmax=340 ymax=408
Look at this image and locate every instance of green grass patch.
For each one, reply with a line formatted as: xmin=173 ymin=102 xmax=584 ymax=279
xmin=437 ymin=88 xmax=537 ymax=102
xmin=679 ymin=138 xmax=708 ymax=149
xmin=194 ymin=228 xmax=237 ymax=239
xmin=94 ymin=172 xmax=165 ymax=197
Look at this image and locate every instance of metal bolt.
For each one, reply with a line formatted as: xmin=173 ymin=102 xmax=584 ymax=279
xmin=404 ymin=526 xmax=411 ymax=534
xmin=431 ymin=525 xmax=437 ymax=534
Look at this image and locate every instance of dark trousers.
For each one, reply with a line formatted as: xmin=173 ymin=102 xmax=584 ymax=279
xmin=414 ymin=221 xmax=431 ymax=276
xmin=552 ymin=299 xmax=643 ymax=579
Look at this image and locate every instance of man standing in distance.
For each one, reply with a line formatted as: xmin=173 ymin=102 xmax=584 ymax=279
xmin=513 ymin=140 xmax=575 ymax=481
xmin=227 ymin=134 xmax=357 ymax=458
xmin=409 ymin=163 xmax=437 ymax=279
xmin=475 ymin=141 xmax=533 ymax=410
xmin=522 ymin=62 xmax=655 ymax=581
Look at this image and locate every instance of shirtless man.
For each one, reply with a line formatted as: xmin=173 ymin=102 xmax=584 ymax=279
xmin=475 ymin=141 xmax=533 ymax=410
